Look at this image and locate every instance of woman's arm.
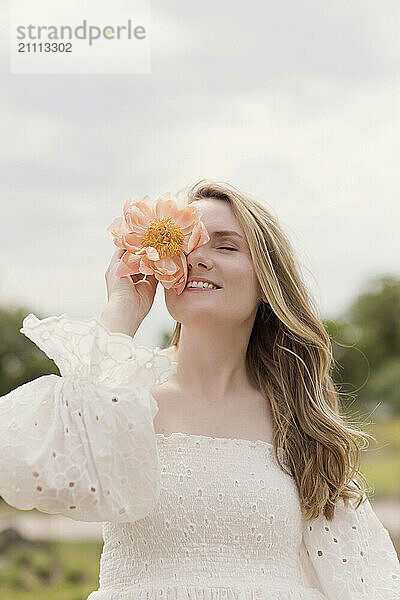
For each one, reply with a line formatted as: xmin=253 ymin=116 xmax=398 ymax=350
xmin=99 ymin=299 xmax=143 ymax=337
xmin=0 ymin=312 xmax=178 ymax=523
xmin=300 ymin=491 xmax=400 ymax=599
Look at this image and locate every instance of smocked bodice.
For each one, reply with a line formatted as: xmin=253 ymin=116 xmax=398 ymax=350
xmin=90 ymin=432 xmax=327 ymax=599
xmin=98 ymin=433 xmax=309 ymax=590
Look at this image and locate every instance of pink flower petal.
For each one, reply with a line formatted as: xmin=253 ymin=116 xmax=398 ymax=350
xmin=106 ymin=217 xmax=131 ymax=248
xmin=122 ymin=232 xmax=147 ymax=253
xmin=185 ymin=220 xmax=210 ymax=253
xmin=173 ymin=205 xmax=200 ymax=229
xmin=138 ymin=259 xmax=156 ymax=275
xmin=136 ymin=246 xmax=160 ymax=261
xmin=154 ymin=196 xmax=181 ymax=220
xmin=122 ymin=196 xmax=155 ymax=242
xmin=149 ymin=253 xmax=188 ymax=294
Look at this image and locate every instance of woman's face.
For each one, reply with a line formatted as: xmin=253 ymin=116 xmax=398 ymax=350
xmin=164 ymin=198 xmax=265 ymax=327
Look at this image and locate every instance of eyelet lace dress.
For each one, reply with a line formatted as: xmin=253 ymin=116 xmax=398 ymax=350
xmin=0 ymin=314 xmax=399 ymax=600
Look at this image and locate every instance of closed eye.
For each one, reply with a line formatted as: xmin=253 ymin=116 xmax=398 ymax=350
xmin=218 ymin=247 xmax=236 ymax=251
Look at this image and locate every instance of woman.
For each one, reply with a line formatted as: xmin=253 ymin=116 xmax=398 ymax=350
xmin=0 ymin=180 xmax=399 ymax=599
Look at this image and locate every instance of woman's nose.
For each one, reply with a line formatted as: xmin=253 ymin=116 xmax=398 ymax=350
xmin=188 ymin=255 xmax=211 ymax=270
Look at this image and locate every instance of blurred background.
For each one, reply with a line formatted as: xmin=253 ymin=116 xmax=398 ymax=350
xmin=0 ymin=1 xmax=399 ymax=598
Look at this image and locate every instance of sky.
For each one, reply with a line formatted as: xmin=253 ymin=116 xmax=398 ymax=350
xmin=1 ymin=1 xmax=399 ymax=348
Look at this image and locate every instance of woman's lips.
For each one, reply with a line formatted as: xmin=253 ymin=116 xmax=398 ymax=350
xmin=183 ymin=287 xmax=221 ymax=292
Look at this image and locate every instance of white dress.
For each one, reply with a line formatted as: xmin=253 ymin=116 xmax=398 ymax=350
xmin=0 ymin=313 xmax=399 ymax=600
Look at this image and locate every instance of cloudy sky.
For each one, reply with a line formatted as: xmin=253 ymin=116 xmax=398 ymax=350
xmin=1 ymin=1 xmax=399 ymax=347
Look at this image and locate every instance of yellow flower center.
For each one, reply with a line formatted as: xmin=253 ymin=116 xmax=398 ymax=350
xmin=141 ymin=217 xmax=185 ymax=258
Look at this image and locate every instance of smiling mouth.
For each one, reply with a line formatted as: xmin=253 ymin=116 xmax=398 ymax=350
xmin=183 ymin=287 xmax=221 ymax=291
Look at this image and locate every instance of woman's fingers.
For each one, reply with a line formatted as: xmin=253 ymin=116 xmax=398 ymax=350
xmin=109 ymin=248 xmax=157 ymax=289
xmin=109 ymin=247 xmax=124 ymax=268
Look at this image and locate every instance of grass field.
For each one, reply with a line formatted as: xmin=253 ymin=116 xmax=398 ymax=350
xmin=360 ymin=417 xmax=400 ymax=498
xmin=0 ymin=539 xmax=102 ymax=600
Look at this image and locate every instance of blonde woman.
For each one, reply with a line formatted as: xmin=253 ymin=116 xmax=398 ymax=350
xmin=0 ymin=180 xmax=399 ymax=599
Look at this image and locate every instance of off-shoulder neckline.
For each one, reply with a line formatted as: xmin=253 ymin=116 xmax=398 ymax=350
xmin=155 ymin=431 xmax=282 ymax=451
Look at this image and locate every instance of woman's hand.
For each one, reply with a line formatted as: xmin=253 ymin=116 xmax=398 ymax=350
xmin=100 ymin=247 xmax=159 ymax=336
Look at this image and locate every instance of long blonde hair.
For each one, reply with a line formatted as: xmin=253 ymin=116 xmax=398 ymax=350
xmin=166 ymin=178 xmax=375 ymax=521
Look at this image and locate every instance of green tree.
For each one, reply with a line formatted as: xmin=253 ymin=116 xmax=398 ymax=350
xmin=0 ymin=305 xmax=59 ymax=397
xmin=324 ymin=276 xmax=400 ymax=418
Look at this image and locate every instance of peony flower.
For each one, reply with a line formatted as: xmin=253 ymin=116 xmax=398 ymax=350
xmin=107 ymin=192 xmax=210 ymax=295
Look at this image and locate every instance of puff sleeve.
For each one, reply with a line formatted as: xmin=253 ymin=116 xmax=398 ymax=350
xmin=0 ymin=313 xmax=178 ymax=524
xmin=299 ymin=490 xmax=400 ymax=599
